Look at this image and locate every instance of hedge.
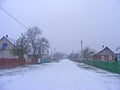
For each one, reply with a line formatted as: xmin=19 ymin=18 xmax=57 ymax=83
xmin=83 ymin=60 xmax=120 ymax=74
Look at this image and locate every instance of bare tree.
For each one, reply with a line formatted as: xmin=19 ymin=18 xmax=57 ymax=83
xmin=26 ymin=26 xmax=42 ymax=56
xmin=11 ymin=26 xmax=50 ymax=59
xmin=81 ymin=47 xmax=95 ymax=60
xmin=11 ymin=34 xmax=30 ymax=59
xmin=37 ymin=37 xmax=50 ymax=59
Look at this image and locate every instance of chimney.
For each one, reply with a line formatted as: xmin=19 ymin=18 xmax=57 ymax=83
xmin=102 ymin=45 xmax=104 ymax=48
xmin=6 ymin=35 xmax=8 ymax=38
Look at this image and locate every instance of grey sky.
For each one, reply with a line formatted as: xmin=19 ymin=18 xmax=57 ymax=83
xmin=0 ymin=0 xmax=120 ymax=53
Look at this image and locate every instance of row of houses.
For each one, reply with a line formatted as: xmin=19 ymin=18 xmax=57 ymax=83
xmin=0 ymin=35 xmax=120 ymax=68
xmin=92 ymin=47 xmax=120 ymax=61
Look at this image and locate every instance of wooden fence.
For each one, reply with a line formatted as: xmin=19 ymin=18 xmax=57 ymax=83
xmin=0 ymin=58 xmax=25 ymax=68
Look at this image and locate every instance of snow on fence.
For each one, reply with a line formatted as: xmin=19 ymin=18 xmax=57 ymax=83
xmin=0 ymin=58 xmax=25 ymax=68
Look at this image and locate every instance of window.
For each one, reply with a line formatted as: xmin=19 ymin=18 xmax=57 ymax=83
xmin=101 ymin=56 xmax=104 ymax=61
xmin=109 ymin=55 xmax=112 ymax=60
xmin=2 ymin=43 xmax=8 ymax=50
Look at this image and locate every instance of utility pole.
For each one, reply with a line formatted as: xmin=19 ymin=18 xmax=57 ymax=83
xmin=81 ymin=40 xmax=83 ymax=52
xmin=54 ymin=48 xmax=56 ymax=60
xmin=81 ymin=40 xmax=83 ymax=62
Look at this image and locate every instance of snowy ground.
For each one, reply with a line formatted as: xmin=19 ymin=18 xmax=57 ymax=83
xmin=0 ymin=59 xmax=120 ymax=90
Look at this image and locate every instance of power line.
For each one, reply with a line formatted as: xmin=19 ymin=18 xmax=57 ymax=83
xmin=0 ymin=6 xmax=28 ymax=29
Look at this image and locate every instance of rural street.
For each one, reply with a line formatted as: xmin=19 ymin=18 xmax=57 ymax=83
xmin=0 ymin=59 xmax=120 ymax=90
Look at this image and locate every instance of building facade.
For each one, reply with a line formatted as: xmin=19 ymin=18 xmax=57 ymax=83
xmin=92 ymin=47 xmax=115 ymax=61
xmin=0 ymin=36 xmax=17 ymax=59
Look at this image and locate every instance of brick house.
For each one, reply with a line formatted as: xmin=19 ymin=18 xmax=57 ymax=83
xmin=0 ymin=35 xmax=18 ymax=59
xmin=92 ymin=47 xmax=115 ymax=61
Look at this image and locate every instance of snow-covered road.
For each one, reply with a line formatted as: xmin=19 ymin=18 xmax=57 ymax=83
xmin=0 ymin=59 xmax=120 ymax=90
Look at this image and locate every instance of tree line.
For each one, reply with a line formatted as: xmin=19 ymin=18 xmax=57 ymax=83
xmin=68 ymin=47 xmax=95 ymax=62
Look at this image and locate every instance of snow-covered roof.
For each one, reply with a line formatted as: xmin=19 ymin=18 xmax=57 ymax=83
xmin=0 ymin=36 xmax=16 ymax=45
xmin=115 ymin=49 xmax=120 ymax=54
xmin=93 ymin=47 xmax=114 ymax=56
xmin=7 ymin=37 xmax=16 ymax=44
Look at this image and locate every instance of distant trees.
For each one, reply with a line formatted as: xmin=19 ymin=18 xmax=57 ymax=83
xmin=11 ymin=26 xmax=50 ymax=59
xmin=68 ymin=53 xmax=80 ymax=62
xmin=53 ymin=52 xmax=65 ymax=60
xmin=68 ymin=47 xmax=95 ymax=62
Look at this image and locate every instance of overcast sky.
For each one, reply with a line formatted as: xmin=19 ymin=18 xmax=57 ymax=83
xmin=0 ymin=0 xmax=120 ymax=54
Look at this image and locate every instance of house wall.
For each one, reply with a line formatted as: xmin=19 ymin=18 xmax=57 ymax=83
xmin=116 ymin=54 xmax=120 ymax=61
xmin=104 ymin=55 xmax=115 ymax=61
xmin=0 ymin=37 xmax=13 ymax=49
xmin=104 ymin=56 xmax=108 ymax=61
xmin=93 ymin=55 xmax=115 ymax=61
xmin=0 ymin=37 xmax=17 ymax=59
xmin=93 ymin=55 xmax=101 ymax=60
xmin=112 ymin=55 xmax=115 ymax=61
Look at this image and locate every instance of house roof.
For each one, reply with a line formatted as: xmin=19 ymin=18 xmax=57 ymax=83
xmin=7 ymin=37 xmax=15 ymax=44
xmin=114 ymin=48 xmax=120 ymax=54
xmin=0 ymin=36 xmax=15 ymax=45
xmin=93 ymin=47 xmax=114 ymax=56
